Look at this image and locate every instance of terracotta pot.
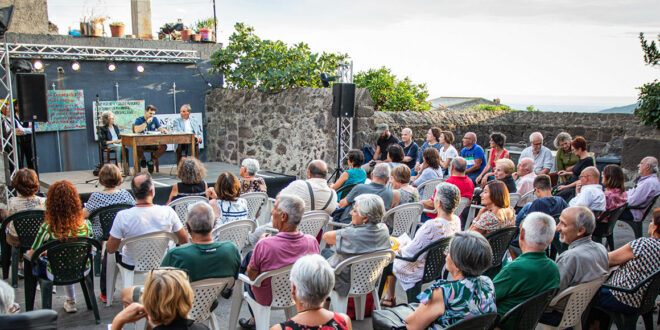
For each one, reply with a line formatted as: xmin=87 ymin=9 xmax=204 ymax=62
xmin=192 ymin=34 xmax=201 ymax=42
xmin=110 ymin=24 xmax=125 ymax=38
xmin=79 ymin=22 xmax=89 ymax=35
xmin=91 ymin=22 xmax=103 ymax=37
xmin=181 ymin=29 xmax=192 ymax=41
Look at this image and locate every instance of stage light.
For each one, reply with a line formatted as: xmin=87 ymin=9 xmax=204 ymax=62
xmin=320 ymin=73 xmax=336 ymax=88
xmin=32 ymin=60 xmax=44 ymax=71
xmin=136 ymin=63 xmax=145 ymax=73
xmin=107 ymin=62 xmax=116 ymax=72
xmin=71 ymin=61 xmax=80 ymax=71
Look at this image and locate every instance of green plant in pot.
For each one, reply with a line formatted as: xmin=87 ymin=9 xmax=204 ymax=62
xmin=109 ymin=21 xmax=124 ymax=38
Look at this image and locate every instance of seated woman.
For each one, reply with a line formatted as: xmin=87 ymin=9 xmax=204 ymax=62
xmin=239 ymin=158 xmax=267 ymax=194
xmin=593 ymin=164 xmax=627 ymax=237
xmin=381 ymin=183 xmax=462 ymax=306
xmin=476 ymin=132 xmax=509 ymax=186
xmin=438 ymin=131 xmax=458 ymax=177
xmin=167 ymin=157 xmax=208 ymax=203
xmin=404 ymin=231 xmax=496 ymax=329
xmin=329 ymin=150 xmax=366 ymax=201
xmin=111 ymin=268 xmax=208 ymax=330
xmin=385 ymin=144 xmax=407 ymax=171
xmin=83 ymin=164 xmax=136 ymax=239
xmin=555 ymin=136 xmax=594 ymax=202
xmin=99 ymin=111 xmax=125 ymax=168
xmin=470 ymin=180 xmax=515 ymax=235
xmin=270 ymin=254 xmax=352 ymax=330
xmin=390 ymin=164 xmax=420 ymax=209
xmin=322 ymin=194 xmax=391 ymax=299
xmin=29 ymin=181 xmax=93 ymax=314
xmin=6 ymin=168 xmax=45 ymax=249
xmin=552 ymin=132 xmax=579 ymax=185
xmin=412 ymin=148 xmax=443 ymax=197
xmin=206 ymin=172 xmax=248 ymax=229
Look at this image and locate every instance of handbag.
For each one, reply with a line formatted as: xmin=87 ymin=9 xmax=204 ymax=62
xmin=372 ymin=303 xmax=418 ymax=330
xmin=31 ymin=255 xmax=49 ymax=279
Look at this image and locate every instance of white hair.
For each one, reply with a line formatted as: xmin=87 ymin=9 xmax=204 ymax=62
xmin=572 ymin=206 xmax=596 ymax=236
xmin=241 ymin=158 xmax=260 ymax=176
xmin=529 ymin=132 xmax=543 ymax=142
xmin=277 ymin=194 xmax=305 ymax=226
xmin=402 ymin=127 xmax=412 ymax=135
xmin=0 ymin=280 xmax=14 ymax=314
xmin=372 ymin=163 xmax=391 ymax=181
xmin=434 ymin=182 xmax=460 ymax=214
xmin=519 ymin=157 xmax=535 ymax=172
xmin=290 ymin=254 xmax=335 ymax=308
xmin=521 ymin=212 xmax=556 ymax=247
xmin=186 ymin=202 xmax=215 ymax=234
xmin=354 ymin=194 xmax=386 ymax=225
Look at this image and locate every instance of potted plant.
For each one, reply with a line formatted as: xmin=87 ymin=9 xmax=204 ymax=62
xmin=191 ymin=27 xmax=201 ymax=41
xmin=181 ymin=25 xmax=193 ymax=41
xmin=89 ymin=15 xmax=108 ymax=37
xmin=195 ymin=18 xmax=216 ymax=42
xmin=109 ymin=21 xmax=125 ymax=38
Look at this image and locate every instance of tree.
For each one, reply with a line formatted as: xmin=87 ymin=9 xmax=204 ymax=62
xmin=634 ymin=33 xmax=660 ymax=128
xmin=354 ymin=67 xmax=430 ymax=112
xmin=640 ymin=32 xmax=660 ymax=66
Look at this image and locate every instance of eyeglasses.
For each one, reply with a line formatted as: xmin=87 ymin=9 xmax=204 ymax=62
xmin=532 ymin=142 xmax=542 ymax=146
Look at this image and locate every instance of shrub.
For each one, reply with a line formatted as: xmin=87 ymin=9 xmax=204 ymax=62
xmin=354 ymin=67 xmax=430 ymax=112
xmin=635 ymin=80 xmax=660 ymax=128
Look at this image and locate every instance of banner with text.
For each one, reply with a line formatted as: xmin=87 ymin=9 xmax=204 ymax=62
xmin=35 ymin=90 xmax=86 ymax=132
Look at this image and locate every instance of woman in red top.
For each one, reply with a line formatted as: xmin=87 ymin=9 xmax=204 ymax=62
xmin=476 ymin=132 xmax=509 ymax=187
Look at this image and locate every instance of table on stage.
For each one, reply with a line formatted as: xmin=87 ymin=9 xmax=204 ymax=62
xmin=120 ymin=133 xmax=195 ymax=175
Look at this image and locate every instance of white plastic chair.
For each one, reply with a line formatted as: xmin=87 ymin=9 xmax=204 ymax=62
xmin=454 ymin=197 xmax=470 ymax=216
xmin=464 ymin=204 xmax=485 ymax=231
xmin=509 ymin=193 xmax=521 ymax=209
xmin=190 ymin=277 xmax=235 ymax=330
xmin=211 ymin=219 xmax=256 ymax=253
xmin=228 ymin=265 xmax=296 ymax=330
xmin=517 ymin=190 xmax=535 ymax=207
xmin=105 ymin=231 xmax=178 ymax=306
xmin=241 ymin=192 xmax=269 ymax=225
xmin=539 ymin=277 xmax=605 ymax=330
xmin=416 ymin=178 xmax=444 ymax=201
xmin=329 ymin=250 xmax=395 ymax=320
xmin=382 ymin=202 xmax=423 ymax=237
xmin=169 ymin=196 xmax=209 ymax=225
xmin=297 ymin=211 xmax=330 ymax=238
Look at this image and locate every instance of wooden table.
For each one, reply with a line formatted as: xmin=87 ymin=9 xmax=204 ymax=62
xmin=121 ymin=133 xmax=195 ymax=175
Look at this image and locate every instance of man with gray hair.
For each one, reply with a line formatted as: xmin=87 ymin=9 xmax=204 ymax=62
xmin=280 ymin=160 xmax=337 ymax=215
xmin=398 ymin=127 xmax=419 ymax=171
xmin=515 ymin=157 xmax=536 ymax=197
xmin=173 ymin=104 xmax=203 ymax=164
xmin=620 ymin=156 xmax=660 ymax=225
xmin=336 ymin=163 xmax=394 ymax=223
xmin=422 ymin=157 xmax=474 ymax=221
xmin=519 ymin=132 xmax=554 ymax=175
xmin=568 ymin=166 xmax=606 ymax=212
xmin=493 ymin=212 xmax=560 ymax=330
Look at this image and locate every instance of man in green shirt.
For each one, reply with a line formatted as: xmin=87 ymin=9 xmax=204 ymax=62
xmin=493 ymin=212 xmax=560 ymax=330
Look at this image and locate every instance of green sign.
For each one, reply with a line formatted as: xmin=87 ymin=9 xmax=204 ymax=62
xmin=35 ymin=90 xmax=86 ymax=132
xmin=92 ymin=100 xmax=145 ymax=140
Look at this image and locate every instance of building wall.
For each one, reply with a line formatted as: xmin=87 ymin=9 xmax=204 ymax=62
xmin=0 ymin=0 xmax=48 ymax=35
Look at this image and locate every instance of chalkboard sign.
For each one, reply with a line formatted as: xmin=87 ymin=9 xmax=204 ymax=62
xmin=92 ymin=100 xmax=145 ymax=140
xmin=35 ymin=90 xmax=86 ymax=132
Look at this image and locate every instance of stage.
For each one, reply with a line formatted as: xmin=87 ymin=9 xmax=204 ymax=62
xmin=38 ymin=162 xmax=296 ymax=205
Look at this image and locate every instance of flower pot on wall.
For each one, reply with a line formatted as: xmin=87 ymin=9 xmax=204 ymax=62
xmin=181 ymin=29 xmax=192 ymax=41
xmin=192 ymin=34 xmax=201 ymax=42
xmin=110 ymin=24 xmax=125 ymax=38
xmin=91 ymin=22 xmax=103 ymax=37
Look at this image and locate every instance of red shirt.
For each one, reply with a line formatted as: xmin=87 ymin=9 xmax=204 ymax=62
xmin=427 ymin=175 xmax=475 ymax=218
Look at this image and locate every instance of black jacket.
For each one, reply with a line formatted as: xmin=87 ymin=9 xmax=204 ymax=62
xmin=98 ymin=125 xmax=121 ymax=147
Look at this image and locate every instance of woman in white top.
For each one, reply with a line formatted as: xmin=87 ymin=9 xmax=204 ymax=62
xmin=438 ymin=131 xmax=458 ymax=176
xmin=206 ymin=172 xmax=249 ymax=237
xmin=411 ymin=148 xmax=443 ymax=197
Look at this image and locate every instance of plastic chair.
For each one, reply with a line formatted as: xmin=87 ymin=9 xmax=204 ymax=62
xmin=443 ymin=312 xmax=500 ymax=330
xmin=336 ymin=183 xmax=359 ymax=200
xmin=464 ymin=204 xmax=485 ymax=231
xmin=329 ymin=250 xmax=395 ymax=320
xmin=297 ymin=211 xmax=329 ymax=238
xmin=0 ymin=309 xmax=58 ymax=330
xmin=87 ymin=203 xmax=133 ymax=276
xmin=382 ymin=202 xmax=423 ymax=237
xmin=189 ymin=277 xmax=235 ymax=330
xmin=105 ymin=231 xmax=178 ymax=306
xmin=168 ymin=196 xmax=209 ymax=225
xmin=619 ymin=193 xmax=659 ymax=239
xmin=497 ymin=288 xmax=556 ymax=330
xmin=518 ymin=190 xmax=535 ymax=207
xmin=596 ymin=268 xmax=660 ymax=330
xmin=24 ymin=237 xmax=102 ymax=324
xmin=484 ymin=227 xmax=519 ymax=276
xmin=591 ymin=204 xmax=627 ymax=251
xmin=395 ymin=237 xmax=451 ymax=302
xmin=241 ymin=192 xmax=269 ymax=225
xmin=211 ymin=219 xmax=256 ymax=253
xmin=423 ymin=197 xmax=470 ymax=217
xmin=539 ymin=277 xmax=605 ymax=330
xmin=509 ymin=193 xmax=522 ymax=208
xmin=417 ymin=178 xmax=444 ymax=201
xmin=0 ymin=210 xmax=45 ymax=288
xmin=228 ymin=265 xmax=296 ymax=330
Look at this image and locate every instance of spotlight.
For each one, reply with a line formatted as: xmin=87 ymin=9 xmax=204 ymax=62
xmin=136 ymin=63 xmax=145 ymax=73
xmin=32 ymin=60 xmax=44 ymax=71
xmin=71 ymin=61 xmax=80 ymax=71
xmin=320 ymin=73 xmax=336 ymax=88
xmin=107 ymin=62 xmax=116 ymax=72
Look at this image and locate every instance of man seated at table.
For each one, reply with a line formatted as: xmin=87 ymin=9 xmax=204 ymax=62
xmin=173 ymin=104 xmax=202 ymax=165
xmin=133 ymin=104 xmax=168 ymax=173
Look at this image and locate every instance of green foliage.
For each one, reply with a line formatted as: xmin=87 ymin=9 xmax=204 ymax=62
xmin=195 ymin=18 xmax=216 ymax=31
xmin=471 ymin=104 xmax=515 ymax=111
xmin=635 ymin=80 xmax=660 ymax=128
xmin=353 ymin=67 xmax=430 ymax=112
xmin=526 ymin=105 xmax=540 ymax=111
xmin=639 ymin=32 xmax=660 ymax=66
xmin=210 ymin=23 xmax=347 ymax=91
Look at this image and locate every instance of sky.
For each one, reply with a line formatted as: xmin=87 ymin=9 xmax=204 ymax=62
xmin=47 ymin=0 xmax=660 ymax=110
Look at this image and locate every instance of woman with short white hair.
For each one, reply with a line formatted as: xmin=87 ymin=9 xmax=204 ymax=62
xmin=270 ymin=255 xmax=352 ymax=330
xmin=239 ymin=158 xmax=267 ymax=193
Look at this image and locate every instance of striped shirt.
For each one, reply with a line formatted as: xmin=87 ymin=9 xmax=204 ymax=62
xmin=31 ymin=220 xmax=93 ymax=251
xmin=608 ymin=237 xmax=660 ymax=308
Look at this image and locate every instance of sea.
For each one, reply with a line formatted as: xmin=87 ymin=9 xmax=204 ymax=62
xmin=500 ymin=95 xmax=636 ymax=113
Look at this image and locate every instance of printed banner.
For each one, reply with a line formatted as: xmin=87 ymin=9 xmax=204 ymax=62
xmin=35 ymin=90 xmax=86 ymax=132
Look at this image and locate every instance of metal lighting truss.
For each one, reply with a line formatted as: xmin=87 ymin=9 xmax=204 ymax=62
xmin=6 ymin=43 xmax=200 ymax=63
xmin=0 ymin=41 xmax=18 ymax=200
xmin=336 ymin=59 xmax=354 ymax=168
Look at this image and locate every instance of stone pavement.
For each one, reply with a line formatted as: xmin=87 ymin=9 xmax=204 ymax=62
xmin=7 ymin=219 xmax=657 ymax=329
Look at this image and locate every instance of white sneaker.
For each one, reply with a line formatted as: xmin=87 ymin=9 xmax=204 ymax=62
xmin=63 ymin=300 xmax=77 ymax=313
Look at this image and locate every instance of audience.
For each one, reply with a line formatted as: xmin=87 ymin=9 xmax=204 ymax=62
xmin=515 ymin=157 xmax=537 ymax=197
xmin=421 ymin=157 xmax=474 ymax=221
xmin=470 ymin=180 xmax=515 ymax=235
xmin=553 ymin=132 xmax=579 ymax=184
xmin=619 ymin=156 xmax=660 ymax=223
xmin=239 ymin=158 xmax=267 ymax=194
xmin=270 ymin=255 xmax=351 ymax=330
xmin=329 ymin=149 xmax=366 ymax=201
xmin=390 ymin=164 xmax=419 ymax=208
xmin=460 ymin=132 xmax=486 ymax=185
xmin=493 ymin=212 xmax=559 ymax=330
xmin=336 ymin=163 xmax=393 ymax=223
xmin=398 ymin=127 xmax=419 ymax=171
xmin=476 ymin=132 xmax=509 ymax=186
xmin=411 ymin=148 xmax=443 ymax=196
xmin=206 ymin=172 xmax=249 ymax=228
xmin=555 ymin=136 xmax=594 ymax=201
xmin=362 ymin=123 xmax=399 ymax=171
xmin=519 ymin=132 xmax=554 ymax=175
xmin=101 ymin=173 xmax=188 ymax=303
xmin=593 ymin=164 xmax=627 ymax=237
xmin=29 ymin=180 xmax=92 ymax=313
xmin=6 ymin=168 xmax=45 ymax=249
xmin=0 ymin=280 xmax=18 ymax=314
xmin=404 ymin=231 xmax=496 ymax=329
xmin=167 ymin=157 xmax=208 ymax=203
xmin=438 ymin=131 xmax=458 ymax=176
xmin=567 ymin=166 xmax=606 ymax=212
xmin=111 ymin=268 xmax=208 ymax=330
xmin=281 ymin=160 xmax=337 ymax=214
xmin=414 ymin=127 xmax=442 ymax=175
xmin=384 ymin=144 xmax=407 ymax=171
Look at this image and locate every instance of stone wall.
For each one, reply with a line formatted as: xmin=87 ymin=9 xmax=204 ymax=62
xmin=0 ymin=0 xmax=49 ymax=35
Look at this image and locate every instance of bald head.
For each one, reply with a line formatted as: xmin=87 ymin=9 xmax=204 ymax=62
xmin=131 ymin=172 xmax=154 ymax=200
xmin=462 ymin=132 xmax=477 ymax=148
xmin=307 ymin=160 xmax=328 ymax=179
xmin=558 ymin=206 xmax=595 ymax=244
xmin=517 ymin=157 xmax=534 ymax=175
xmin=580 ymin=166 xmax=600 ymax=185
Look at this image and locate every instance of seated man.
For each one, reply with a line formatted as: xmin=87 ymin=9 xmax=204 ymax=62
xmin=240 ymin=194 xmax=320 ymax=328
xmin=173 ymin=104 xmax=202 ymax=165
xmin=100 ymin=172 xmax=188 ymax=303
xmin=540 ymin=206 xmax=608 ymax=325
xmin=516 ymin=157 xmax=537 ymax=197
xmin=519 ymin=132 xmax=554 ymax=175
xmin=421 ymin=157 xmax=474 ymax=220
xmin=280 ymin=160 xmax=337 ymax=214
xmin=120 ymin=202 xmax=241 ymax=307
xmin=133 ymin=104 xmax=168 ymax=173
xmin=336 ymin=163 xmax=394 ymax=223
xmin=362 ymin=123 xmax=399 ymax=171
xmin=620 ymin=156 xmax=660 ymax=222
xmin=568 ymin=166 xmax=606 ymax=212
xmin=460 ymin=132 xmax=486 ymax=185
xmin=398 ymin=127 xmax=419 ymax=171
xmin=516 ymin=175 xmax=568 ymax=225
xmin=493 ymin=212 xmax=560 ymax=330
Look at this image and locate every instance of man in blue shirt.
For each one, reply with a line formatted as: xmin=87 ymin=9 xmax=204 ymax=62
xmin=133 ymin=104 xmax=168 ymax=173
xmin=398 ymin=127 xmax=419 ymax=172
xmin=460 ymin=132 xmax=486 ymax=185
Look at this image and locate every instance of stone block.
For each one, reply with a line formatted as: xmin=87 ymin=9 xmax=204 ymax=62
xmin=622 ymin=137 xmax=660 ymax=171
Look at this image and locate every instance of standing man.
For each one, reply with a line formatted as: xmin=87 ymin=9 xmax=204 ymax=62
xmin=398 ymin=127 xmax=418 ymax=172
xmin=460 ymin=132 xmax=486 ymax=185
xmin=362 ymin=124 xmax=399 ymax=172
xmin=173 ymin=104 xmax=202 ymax=165
xmin=519 ymin=132 xmax=554 ymax=175
xmin=133 ymin=105 xmax=168 ymax=173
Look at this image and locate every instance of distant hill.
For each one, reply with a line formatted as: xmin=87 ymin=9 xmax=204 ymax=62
xmin=598 ymin=103 xmax=637 ymax=114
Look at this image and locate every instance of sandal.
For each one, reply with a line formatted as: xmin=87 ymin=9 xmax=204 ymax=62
xmin=380 ymin=297 xmax=396 ymax=307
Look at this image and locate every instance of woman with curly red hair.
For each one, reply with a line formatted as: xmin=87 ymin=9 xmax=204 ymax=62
xmin=29 ymin=180 xmax=92 ymax=313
